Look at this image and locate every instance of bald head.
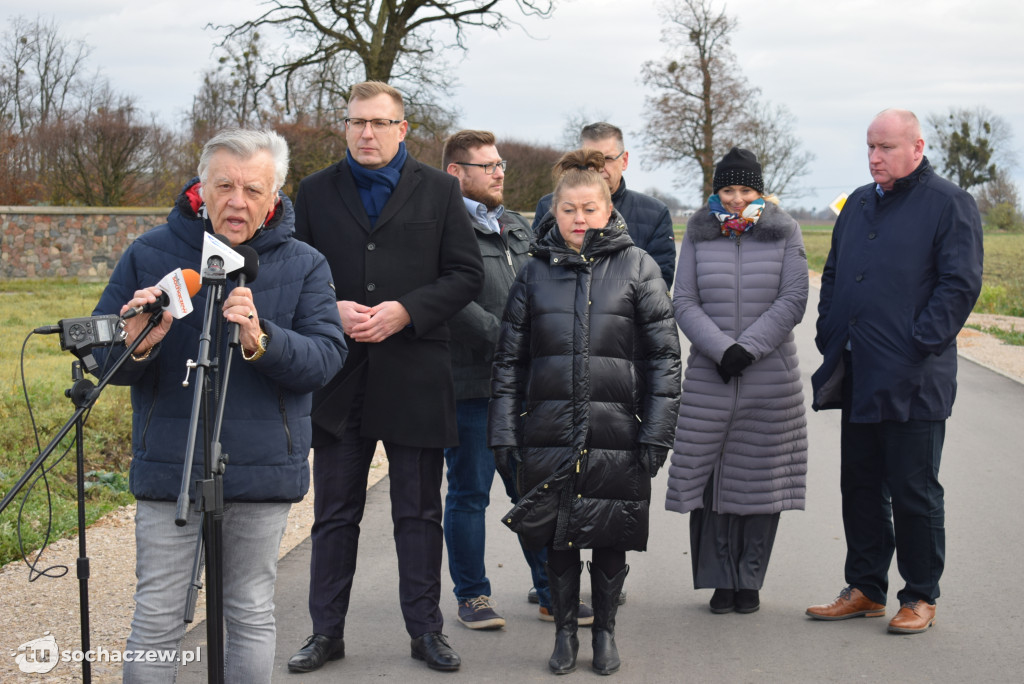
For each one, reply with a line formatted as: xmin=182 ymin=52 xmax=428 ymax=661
xmin=867 ymin=109 xmax=925 ymax=191
xmin=874 ymin=109 xmax=923 ymax=140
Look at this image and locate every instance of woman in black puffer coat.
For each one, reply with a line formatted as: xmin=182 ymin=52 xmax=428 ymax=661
xmin=489 ymin=149 xmax=681 ymax=675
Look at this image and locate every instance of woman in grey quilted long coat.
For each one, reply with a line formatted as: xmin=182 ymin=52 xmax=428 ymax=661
xmin=666 ymin=148 xmax=808 ymax=615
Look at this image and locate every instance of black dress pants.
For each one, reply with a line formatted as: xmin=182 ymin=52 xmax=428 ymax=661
xmin=840 ymin=362 xmax=946 ymax=605
xmin=308 ymin=406 xmax=445 ymax=639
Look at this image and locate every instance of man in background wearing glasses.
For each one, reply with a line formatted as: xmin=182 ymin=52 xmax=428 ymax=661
xmin=288 ymin=81 xmax=483 ymax=674
xmin=532 ymin=122 xmax=677 ymax=292
xmin=441 ymin=131 xmax=597 ymax=633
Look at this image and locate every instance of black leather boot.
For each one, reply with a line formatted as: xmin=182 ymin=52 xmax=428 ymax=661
xmin=590 ymin=562 xmax=629 ymax=675
xmin=546 ymin=561 xmax=581 ymax=674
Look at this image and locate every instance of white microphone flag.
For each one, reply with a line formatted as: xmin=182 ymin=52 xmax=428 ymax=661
xmin=157 ymin=268 xmax=195 ymax=319
xmin=200 ymin=233 xmax=246 ymax=274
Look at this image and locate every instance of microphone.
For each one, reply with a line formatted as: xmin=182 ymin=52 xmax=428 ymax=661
xmin=201 ymin=232 xmax=245 ymax=275
xmin=228 ymin=246 xmax=259 ymax=348
xmin=122 ymin=268 xmax=202 ymax=320
xmin=231 ymin=246 xmax=259 ymax=286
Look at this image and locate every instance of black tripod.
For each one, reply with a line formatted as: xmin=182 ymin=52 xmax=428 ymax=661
xmin=0 ymin=314 xmax=163 ymax=684
xmin=175 ymin=259 xmax=228 ymax=684
xmin=176 ymin=245 xmax=257 ymax=684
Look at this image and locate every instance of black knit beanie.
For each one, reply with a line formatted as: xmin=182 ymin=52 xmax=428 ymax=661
xmin=713 ymin=147 xmax=763 ymax=194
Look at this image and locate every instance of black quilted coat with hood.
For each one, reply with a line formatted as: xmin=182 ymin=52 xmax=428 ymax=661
xmin=488 ymin=209 xmax=681 ymax=551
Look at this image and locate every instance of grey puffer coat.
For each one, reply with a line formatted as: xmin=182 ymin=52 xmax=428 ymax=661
xmin=665 ymin=202 xmax=808 ymax=516
xmin=489 ymin=210 xmax=681 ymax=551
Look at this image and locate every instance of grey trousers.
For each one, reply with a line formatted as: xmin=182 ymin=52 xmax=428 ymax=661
xmin=689 ymin=480 xmax=780 ymax=590
xmin=124 ymin=500 xmax=290 ymax=684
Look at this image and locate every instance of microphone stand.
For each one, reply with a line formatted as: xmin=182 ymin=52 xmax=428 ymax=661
xmin=175 ymin=261 xmax=228 ymax=684
xmin=0 ymin=314 xmax=163 ymax=684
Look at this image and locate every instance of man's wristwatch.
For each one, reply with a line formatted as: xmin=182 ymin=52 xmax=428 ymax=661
xmin=242 ymin=331 xmax=269 ymax=362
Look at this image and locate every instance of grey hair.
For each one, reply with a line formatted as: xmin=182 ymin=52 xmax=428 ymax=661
xmin=580 ymin=122 xmax=624 ymax=150
xmin=198 ymin=129 xmax=290 ymax=192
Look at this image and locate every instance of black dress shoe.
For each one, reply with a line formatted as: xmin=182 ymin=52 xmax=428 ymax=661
xmin=411 ymin=632 xmax=461 ymax=671
xmin=736 ymin=589 xmax=760 ymax=614
xmin=288 ymin=634 xmax=345 ymax=673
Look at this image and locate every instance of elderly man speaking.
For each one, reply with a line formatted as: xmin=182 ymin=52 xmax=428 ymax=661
xmin=93 ymin=129 xmax=347 ymax=683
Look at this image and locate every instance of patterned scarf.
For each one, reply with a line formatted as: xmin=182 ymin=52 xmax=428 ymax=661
xmin=708 ymin=194 xmax=765 ymax=239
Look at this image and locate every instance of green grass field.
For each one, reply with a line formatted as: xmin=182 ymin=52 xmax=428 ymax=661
xmin=799 ymin=224 xmax=834 ymax=273
xmin=799 ymin=224 xmax=1024 ymax=318
xmin=675 ymin=222 xmax=1024 ymax=317
xmin=0 ymin=280 xmax=134 ymax=567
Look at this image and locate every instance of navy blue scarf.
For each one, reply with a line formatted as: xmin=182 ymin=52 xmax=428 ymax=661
xmin=347 ymin=142 xmax=408 ymax=228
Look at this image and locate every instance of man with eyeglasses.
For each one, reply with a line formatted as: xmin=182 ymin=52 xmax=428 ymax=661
xmin=288 ymin=81 xmax=483 ymax=674
xmin=440 ymin=130 xmax=595 ymax=633
xmin=532 ymin=122 xmax=676 ymax=292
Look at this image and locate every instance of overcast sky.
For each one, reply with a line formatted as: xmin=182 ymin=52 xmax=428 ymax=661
xmin=3 ymin=0 xmax=1022 ymax=211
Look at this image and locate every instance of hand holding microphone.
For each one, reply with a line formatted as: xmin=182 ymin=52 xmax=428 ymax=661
xmin=120 ymin=268 xmax=202 ymax=356
xmin=221 ymin=246 xmax=260 ymax=353
xmin=122 ymin=268 xmax=201 ymax=320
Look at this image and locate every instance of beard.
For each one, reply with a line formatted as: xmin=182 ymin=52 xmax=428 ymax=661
xmin=464 ymin=184 xmax=503 ymax=210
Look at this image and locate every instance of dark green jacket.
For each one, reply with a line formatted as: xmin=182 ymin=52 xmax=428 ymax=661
xmin=449 ymin=209 xmax=533 ymax=399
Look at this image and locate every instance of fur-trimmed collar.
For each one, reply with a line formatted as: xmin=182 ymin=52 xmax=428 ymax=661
xmin=686 ymin=202 xmax=797 ymax=243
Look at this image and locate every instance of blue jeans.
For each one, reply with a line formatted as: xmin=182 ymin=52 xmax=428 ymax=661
xmin=124 ymin=500 xmax=290 ymax=684
xmin=443 ymin=398 xmax=495 ymax=601
xmin=444 ymin=398 xmax=550 ymax=607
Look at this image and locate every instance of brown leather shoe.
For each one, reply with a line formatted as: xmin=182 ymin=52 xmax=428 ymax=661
xmin=806 ymin=586 xmax=886 ymax=620
xmin=887 ymin=601 xmax=936 ymax=634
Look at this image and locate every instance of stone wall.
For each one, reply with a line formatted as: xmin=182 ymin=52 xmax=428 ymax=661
xmin=0 ymin=207 xmax=168 ymax=280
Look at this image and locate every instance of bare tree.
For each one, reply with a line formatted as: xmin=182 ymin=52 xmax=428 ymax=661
xmin=640 ymin=0 xmax=813 ymax=203
xmin=978 ymin=168 xmax=1024 ymax=232
xmin=975 ymin=168 xmax=1021 ymax=214
xmin=27 ymin=17 xmax=89 ymax=127
xmin=211 ymin=0 xmax=554 ymax=115
xmin=281 ymin=50 xmax=350 ymax=129
xmin=0 ymin=16 xmax=89 ymax=131
xmin=186 ymin=30 xmax=459 ymax=196
xmin=736 ymin=101 xmax=814 ymax=199
xmin=640 ymin=0 xmax=756 ymax=200
xmin=187 ymin=32 xmax=301 ymax=145
xmin=0 ymin=16 xmax=91 ymax=203
xmin=273 ymin=119 xmax=346 ymax=197
xmin=559 ymin=108 xmax=613 ymax=150
xmin=46 ymin=85 xmax=165 ymax=206
xmin=0 ymin=16 xmax=188 ymax=206
xmin=927 ymin=106 xmax=1016 ymax=191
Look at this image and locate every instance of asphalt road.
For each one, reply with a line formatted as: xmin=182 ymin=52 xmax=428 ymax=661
xmin=180 ymin=286 xmax=1024 ymax=683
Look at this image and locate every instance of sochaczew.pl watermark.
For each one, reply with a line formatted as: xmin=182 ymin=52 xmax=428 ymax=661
xmin=11 ymin=632 xmax=201 ymax=674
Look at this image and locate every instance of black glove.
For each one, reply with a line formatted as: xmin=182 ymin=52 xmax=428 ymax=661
xmin=716 ymin=343 xmax=755 ymax=383
xmin=640 ymin=444 xmax=669 ymax=478
xmin=493 ymin=446 xmax=519 ymax=485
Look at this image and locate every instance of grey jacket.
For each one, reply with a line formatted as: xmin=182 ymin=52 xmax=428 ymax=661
xmin=665 ymin=202 xmax=809 ymax=516
xmin=448 ymin=210 xmax=533 ymax=399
